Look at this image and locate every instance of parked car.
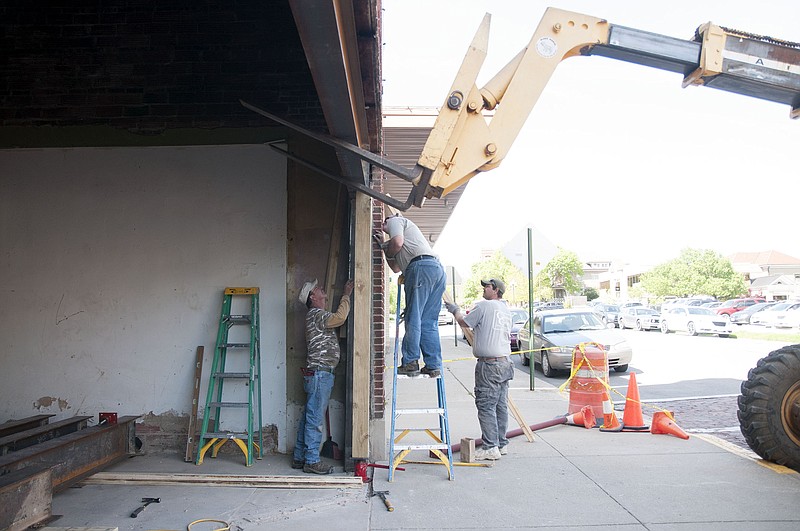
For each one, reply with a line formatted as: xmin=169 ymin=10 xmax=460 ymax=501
xmin=592 ymin=303 xmax=621 ymax=328
xmin=517 ymin=309 xmax=632 ymax=377
xmin=701 ymin=301 xmax=722 ymax=309
xmin=438 ymin=302 xmax=454 ymax=325
xmin=729 ymin=302 xmax=777 ymax=325
xmin=750 ymin=301 xmax=794 ymax=326
xmin=759 ymin=302 xmax=800 ymax=328
xmin=509 ymin=308 xmax=529 ymax=351
xmin=715 ymin=297 xmax=766 ymax=319
xmin=660 ymin=306 xmax=734 ymax=337
xmin=619 ymin=306 xmax=661 ymax=331
xmin=619 ymin=301 xmax=645 ymax=309
xmin=538 ymin=301 xmax=564 ymax=310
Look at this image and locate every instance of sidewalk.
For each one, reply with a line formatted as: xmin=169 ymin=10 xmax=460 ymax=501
xmin=49 ymin=337 xmax=800 ymax=530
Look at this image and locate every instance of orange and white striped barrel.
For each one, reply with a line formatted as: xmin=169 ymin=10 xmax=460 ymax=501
xmin=567 ymin=342 xmax=608 ymax=419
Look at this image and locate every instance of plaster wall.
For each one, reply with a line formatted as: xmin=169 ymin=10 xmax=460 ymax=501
xmin=0 ymin=145 xmax=290 ymax=451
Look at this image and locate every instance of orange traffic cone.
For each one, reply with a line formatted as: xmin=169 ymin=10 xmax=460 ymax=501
xmin=651 ymin=411 xmax=690 ymax=440
xmin=599 ymin=389 xmax=622 ymax=432
xmin=621 ymin=373 xmax=648 ymax=431
xmin=565 ymin=405 xmax=596 ymax=429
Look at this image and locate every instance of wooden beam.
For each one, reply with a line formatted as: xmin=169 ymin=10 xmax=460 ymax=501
xmin=82 ymin=472 xmax=363 ymax=489
xmin=350 ymin=192 xmax=371 ymax=458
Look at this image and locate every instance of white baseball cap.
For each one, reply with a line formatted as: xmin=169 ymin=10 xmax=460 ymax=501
xmin=299 ymin=279 xmax=318 ymax=304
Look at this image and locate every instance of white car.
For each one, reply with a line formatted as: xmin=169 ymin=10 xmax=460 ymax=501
xmin=750 ymin=301 xmax=794 ymax=326
xmin=619 ymin=306 xmax=660 ymax=331
xmin=437 ymin=303 xmax=454 ymax=325
xmin=761 ymin=302 xmax=800 ymax=328
xmin=660 ymin=306 xmax=734 ymax=337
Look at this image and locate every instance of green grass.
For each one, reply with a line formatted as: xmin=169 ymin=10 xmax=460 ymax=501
xmin=732 ymin=328 xmax=800 ymax=343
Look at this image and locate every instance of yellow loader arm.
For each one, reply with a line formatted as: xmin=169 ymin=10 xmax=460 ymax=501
xmin=244 ymin=7 xmax=799 ymax=211
xmin=419 ymin=7 xmax=800 ymax=202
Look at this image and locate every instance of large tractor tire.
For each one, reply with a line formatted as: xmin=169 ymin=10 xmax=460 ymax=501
xmin=738 ymin=344 xmax=800 ymax=471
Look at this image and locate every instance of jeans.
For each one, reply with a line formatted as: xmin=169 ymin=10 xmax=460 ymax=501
xmin=474 ymin=357 xmax=515 ymax=449
xmin=402 ymin=257 xmax=447 ymax=369
xmin=293 ymin=371 xmax=335 ymax=464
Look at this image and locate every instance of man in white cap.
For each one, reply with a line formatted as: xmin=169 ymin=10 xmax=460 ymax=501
xmin=374 ymin=210 xmax=446 ymax=378
xmin=446 ymin=277 xmax=514 ymax=460
xmin=292 ymin=278 xmax=354 ymax=474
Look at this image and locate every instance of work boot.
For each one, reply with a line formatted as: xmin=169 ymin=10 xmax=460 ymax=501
xmin=499 ymin=446 xmax=508 ymax=456
xmin=303 ymin=461 xmax=333 ymax=475
xmin=291 ymin=459 xmax=304 ymax=469
xmin=420 ymin=366 xmax=441 ymax=378
xmin=397 ymin=360 xmax=420 ymax=377
xmin=474 ymin=446 xmax=501 ymax=461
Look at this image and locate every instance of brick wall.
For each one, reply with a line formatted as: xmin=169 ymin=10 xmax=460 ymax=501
xmin=372 ymin=174 xmax=388 ymax=419
xmin=0 ymin=1 xmax=324 ymax=133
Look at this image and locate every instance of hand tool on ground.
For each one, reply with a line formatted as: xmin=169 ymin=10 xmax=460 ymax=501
xmin=130 ymin=497 xmax=160 ymax=518
xmin=372 ymin=490 xmax=394 ymax=512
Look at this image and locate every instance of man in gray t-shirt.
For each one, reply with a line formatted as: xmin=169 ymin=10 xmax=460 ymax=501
xmin=447 ymin=277 xmax=514 ymax=461
xmin=375 ymin=212 xmax=446 ymax=378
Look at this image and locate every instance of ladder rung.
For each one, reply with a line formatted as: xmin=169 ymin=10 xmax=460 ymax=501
xmin=393 ymin=444 xmax=449 ymax=451
xmin=393 ymin=427 xmax=443 ymax=433
xmin=219 ymin=343 xmax=251 ymax=348
xmin=209 ymin=401 xmax=249 ymax=408
xmin=225 ymin=314 xmax=252 ymax=324
xmin=396 ymin=408 xmax=445 ymax=415
xmin=213 ymin=372 xmax=252 ymax=379
xmin=202 ymin=432 xmax=251 ymax=439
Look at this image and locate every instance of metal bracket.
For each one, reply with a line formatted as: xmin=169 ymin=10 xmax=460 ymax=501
xmin=240 ymin=100 xmax=429 ymax=211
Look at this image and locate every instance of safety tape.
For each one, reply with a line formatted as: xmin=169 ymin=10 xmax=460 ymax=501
xmin=386 ymin=340 xmax=676 ymax=420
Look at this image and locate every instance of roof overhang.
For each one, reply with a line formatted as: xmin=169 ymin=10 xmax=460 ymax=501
xmin=382 ymin=107 xmax=464 ymax=245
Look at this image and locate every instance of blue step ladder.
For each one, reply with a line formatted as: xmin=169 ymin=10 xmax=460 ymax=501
xmin=388 ymin=282 xmax=454 ymax=481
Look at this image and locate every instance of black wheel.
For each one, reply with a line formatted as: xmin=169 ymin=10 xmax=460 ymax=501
xmin=738 ymin=344 xmax=800 ymax=472
xmin=614 ymin=364 xmax=629 ymax=373
xmin=635 ymin=320 xmax=643 ymax=331
xmin=522 ymin=351 xmax=530 ymax=366
xmin=687 ymin=321 xmax=697 ymax=336
xmin=661 ymin=321 xmax=670 ymax=334
xmin=541 ymin=352 xmax=554 ymax=378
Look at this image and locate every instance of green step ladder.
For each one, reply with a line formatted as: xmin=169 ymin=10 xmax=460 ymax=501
xmin=388 ymin=282 xmax=454 ymax=481
xmin=196 ymin=287 xmax=263 ymax=466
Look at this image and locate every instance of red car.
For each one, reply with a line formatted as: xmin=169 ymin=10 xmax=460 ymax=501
xmin=716 ymin=297 xmax=767 ymax=319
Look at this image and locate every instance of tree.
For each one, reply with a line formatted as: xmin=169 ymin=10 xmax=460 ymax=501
xmin=639 ymin=248 xmax=747 ymax=300
xmin=461 ymin=251 xmax=528 ymax=306
xmin=582 ymin=286 xmax=599 ymax=301
xmin=539 ymin=247 xmax=584 ymax=297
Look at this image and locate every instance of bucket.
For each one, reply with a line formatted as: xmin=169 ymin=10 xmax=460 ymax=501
xmin=567 ymin=342 xmax=608 ymax=418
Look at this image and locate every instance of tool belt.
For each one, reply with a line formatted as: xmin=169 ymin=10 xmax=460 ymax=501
xmin=301 ymin=366 xmax=335 ymax=377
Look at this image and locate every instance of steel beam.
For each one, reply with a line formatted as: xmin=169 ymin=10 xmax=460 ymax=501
xmin=0 ymin=415 xmax=139 ymax=492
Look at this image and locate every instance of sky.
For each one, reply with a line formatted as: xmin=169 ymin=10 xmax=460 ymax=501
xmin=381 ymin=1 xmax=800 ymax=277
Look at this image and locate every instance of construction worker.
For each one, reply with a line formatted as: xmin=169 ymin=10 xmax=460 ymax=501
xmin=293 ymin=278 xmax=354 ymax=474
xmin=446 ymin=278 xmax=514 ymax=460
xmin=374 ymin=211 xmax=446 ymax=378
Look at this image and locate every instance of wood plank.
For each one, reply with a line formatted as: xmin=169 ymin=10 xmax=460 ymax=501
xmin=184 ymin=346 xmax=204 ymax=462
xmin=351 ymin=192 xmax=371 ymax=458
xmin=0 ymin=415 xmax=56 ymax=438
xmin=324 ymin=185 xmax=344 ymax=311
xmin=82 ymin=472 xmax=363 ymax=489
xmin=40 ymin=528 xmax=118 ymax=531
xmin=0 ymin=416 xmax=92 ymax=455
